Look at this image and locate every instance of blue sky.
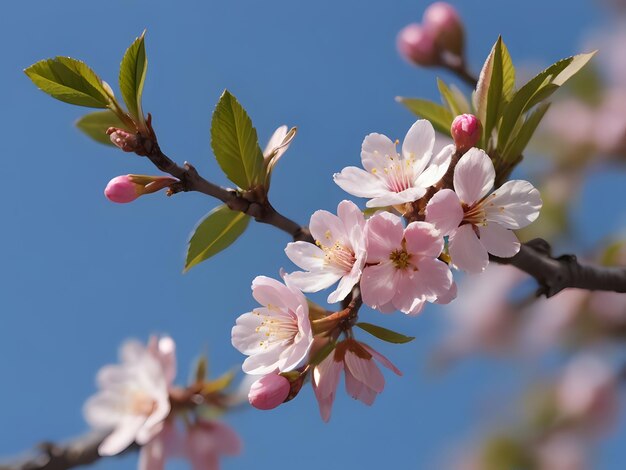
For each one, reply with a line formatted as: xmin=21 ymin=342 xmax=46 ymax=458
xmin=0 ymin=1 xmax=624 ymax=469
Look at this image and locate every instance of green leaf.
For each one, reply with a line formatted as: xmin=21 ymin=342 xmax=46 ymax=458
xmin=211 ymin=90 xmax=265 ymax=189
xmin=184 ymin=204 xmax=250 ymax=271
xmin=498 ymin=51 xmax=596 ymax=153
xmin=437 ymin=78 xmax=464 ymax=116
xmin=75 ymin=110 xmax=129 ymax=146
xmin=502 ymin=102 xmax=550 ymax=161
xmin=484 ymin=37 xmax=504 ymax=147
xmin=396 ymin=97 xmax=453 ymax=134
xmin=25 ymin=57 xmax=112 ymax=108
xmin=355 ymin=322 xmax=415 ymax=344
xmin=473 ymin=39 xmax=497 ymax=127
xmin=501 ymin=41 xmax=516 ymax=100
xmin=119 ymin=31 xmax=147 ymax=124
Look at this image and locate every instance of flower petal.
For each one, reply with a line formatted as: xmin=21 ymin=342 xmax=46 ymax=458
xmin=412 ymin=258 xmax=454 ymax=302
xmin=334 ymin=167 xmax=388 ymax=198
xmin=361 ymin=133 xmax=398 ymax=172
xmin=401 ymin=120 xmax=435 ymax=176
xmin=392 ymin=272 xmax=426 ymax=315
xmin=404 ymin=221 xmax=444 ymax=257
xmin=337 ymin=199 xmax=366 ymax=233
xmin=484 ymin=180 xmax=542 ymax=229
xmin=263 ymin=125 xmax=288 ymax=158
xmin=364 ymin=212 xmax=404 ymax=263
xmin=284 ymin=270 xmax=341 ymax=293
xmin=361 ymin=262 xmax=398 ymax=310
xmin=366 ymin=186 xmax=426 ymax=207
xmin=99 ymin=414 xmax=147 ymax=456
xmin=453 ymin=148 xmax=495 ymax=204
xmin=310 ymin=209 xmax=349 ymax=245
xmin=425 ymin=188 xmax=463 ymax=235
xmin=344 ymin=349 xmax=385 ymax=393
xmin=479 ymin=223 xmax=521 ymax=258
xmin=284 ymin=241 xmax=326 ymax=271
xmin=448 ymin=224 xmax=489 ymax=273
xmin=415 ymin=144 xmax=455 ymax=188
xmin=361 ymin=344 xmax=403 ymax=376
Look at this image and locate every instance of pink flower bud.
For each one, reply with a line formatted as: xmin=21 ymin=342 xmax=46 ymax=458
xmin=423 ymin=2 xmax=465 ymax=56
xmin=248 ymin=374 xmax=290 ymax=410
xmin=104 ymin=174 xmax=178 ymax=204
xmin=451 ymin=114 xmax=481 ymax=152
xmin=106 ymin=127 xmax=140 ymax=153
xmin=396 ymin=24 xmax=439 ymax=67
xmin=104 ymin=175 xmax=140 ymax=203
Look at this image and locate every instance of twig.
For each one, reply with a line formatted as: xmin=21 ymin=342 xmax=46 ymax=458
xmin=492 ymin=238 xmax=626 ymax=297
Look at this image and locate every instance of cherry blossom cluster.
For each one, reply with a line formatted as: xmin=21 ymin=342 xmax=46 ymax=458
xmin=231 ymin=117 xmax=543 ymax=420
xmin=84 ymin=336 xmax=241 ymax=469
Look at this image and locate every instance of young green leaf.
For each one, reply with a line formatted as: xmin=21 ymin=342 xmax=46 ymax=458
xmin=25 ymin=57 xmax=112 ymax=108
xmin=119 ymin=31 xmax=147 ymax=125
xmin=355 ymin=322 xmax=415 ymax=344
xmin=498 ymin=51 xmax=596 ymax=153
xmin=396 ymin=97 xmax=453 ymax=134
xmin=473 ymin=39 xmax=497 ymax=128
xmin=211 ymin=90 xmax=265 ymax=189
xmin=184 ymin=204 xmax=250 ymax=272
xmin=484 ymin=37 xmax=504 ymax=147
xmin=75 ymin=110 xmax=129 ymax=146
xmin=501 ymin=41 xmax=516 ymax=100
xmin=437 ymin=78 xmax=464 ymax=116
xmin=502 ymin=102 xmax=551 ymax=161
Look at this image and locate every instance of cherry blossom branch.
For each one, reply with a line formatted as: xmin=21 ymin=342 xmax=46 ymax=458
xmin=440 ymin=53 xmax=478 ymax=88
xmin=0 ymin=430 xmax=128 ymax=470
xmin=491 ymin=238 xmax=626 ymax=297
xmin=133 ymin=118 xmax=312 ymax=243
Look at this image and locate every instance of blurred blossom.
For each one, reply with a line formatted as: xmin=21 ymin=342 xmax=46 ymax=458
xmin=522 ymin=289 xmax=588 ymax=352
xmin=541 ymin=99 xmax=596 ymax=149
xmin=139 ymin=419 xmax=241 ymax=470
xmin=588 ymin=291 xmax=626 ymax=325
xmin=436 ymin=264 xmax=527 ymax=362
xmin=556 ymin=355 xmax=619 ymax=432
xmin=535 ymin=432 xmax=589 ymax=470
xmin=84 ymin=337 xmax=174 ymax=456
xmin=592 ymin=89 xmax=626 ymax=155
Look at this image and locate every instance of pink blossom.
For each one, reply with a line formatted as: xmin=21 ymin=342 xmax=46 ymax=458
xmin=451 ymin=114 xmax=481 ymax=152
xmin=284 ymin=200 xmax=366 ymax=303
xmin=104 ymin=175 xmax=178 ymax=204
xmin=535 ymin=432 xmax=589 ymax=470
xmin=425 ymin=148 xmax=542 ymax=273
xmin=556 ymin=355 xmax=618 ymax=432
xmin=83 ymin=337 xmax=175 ymax=456
xmin=334 ymin=120 xmax=455 ymax=208
xmin=263 ymin=125 xmax=296 ymax=183
xmin=231 ymin=276 xmax=314 ymax=375
xmin=397 ymin=24 xmax=439 ymax=66
xmin=139 ymin=419 xmax=241 ymax=470
xmin=361 ymin=211 xmax=454 ymax=315
xmin=248 ymin=373 xmax=290 ymax=410
xmin=312 ymin=339 xmax=401 ymax=422
xmin=422 ymin=2 xmax=464 ymax=56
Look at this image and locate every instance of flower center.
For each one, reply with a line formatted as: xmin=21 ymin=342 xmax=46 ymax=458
xmin=129 ymin=390 xmax=157 ymax=416
xmin=462 ymin=193 xmax=491 ymax=227
xmin=318 ymin=240 xmax=356 ymax=273
xmin=254 ymin=308 xmax=299 ymax=349
xmin=384 ymin=157 xmax=415 ymax=193
xmin=389 ymin=248 xmax=412 ymax=270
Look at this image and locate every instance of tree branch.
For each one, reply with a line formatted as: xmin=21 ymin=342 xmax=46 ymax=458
xmin=0 ymin=431 xmax=135 ymax=470
xmin=491 ymin=238 xmax=626 ymax=297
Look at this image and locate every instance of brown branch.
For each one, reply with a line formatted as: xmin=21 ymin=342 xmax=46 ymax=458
xmin=491 ymin=238 xmax=626 ymax=298
xmin=131 ymin=119 xmax=313 ymax=243
xmin=0 ymin=431 xmax=136 ymax=470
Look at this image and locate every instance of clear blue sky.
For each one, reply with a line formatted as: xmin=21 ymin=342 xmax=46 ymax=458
xmin=1 ymin=1 xmax=624 ymax=469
